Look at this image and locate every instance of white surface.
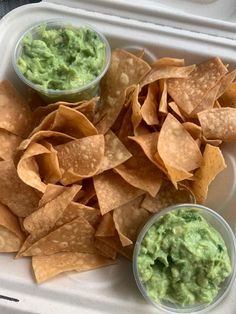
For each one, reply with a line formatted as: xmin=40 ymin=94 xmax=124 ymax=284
xmin=0 ymin=2 xmax=236 ymax=313
xmin=44 ymin=0 xmax=236 ymax=39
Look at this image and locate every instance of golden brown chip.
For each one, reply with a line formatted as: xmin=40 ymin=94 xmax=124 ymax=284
xmin=191 ymin=144 xmax=226 ymax=204
xmin=94 ymin=49 xmax=151 ymax=134
xmin=99 ymin=235 xmax=134 ymax=260
xmin=168 ymin=101 xmax=186 ymax=122
xmin=219 ymin=82 xmax=236 ymax=108
xmin=140 ymin=82 xmax=159 ymax=125
xmin=98 ymin=130 xmax=132 ymax=173
xmin=198 ymin=108 xmax=236 ymax=141
xmin=32 ymin=252 xmax=115 ymax=283
xmin=0 ymin=80 xmax=33 ymax=137
xmin=0 ymin=160 xmax=40 ymax=217
xmin=23 ymin=184 xmax=81 ymax=237
xmin=113 ymin=195 xmax=150 ymax=246
xmin=141 ymin=180 xmax=194 ymax=213
xmin=22 ymin=217 xmax=95 ymax=256
xmin=93 ymin=170 xmax=144 ymax=215
xmin=17 ymin=143 xmax=50 ymax=193
xmin=158 ymin=114 xmax=202 ymax=179
xmin=55 ymin=202 xmax=101 ymax=228
xmin=168 ymin=57 xmax=228 ymax=115
xmin=55 ymin=135 xmax=105 ymax=185
xmin=141 ymin=65 xmax=195 ymax=87
xmin=182 ymin=122 xmax=202 ymax=140
xmin=159 ymin=79 xmax=168 ymax=114
xmin=0 ymin=226 xmax=22 ymax=252
xmin=19 ymin=130 xmax=76 ymax=150
xmin=0 ymin=129 xmax=22 ymax=161
xmin=152 ymin=58 xmax=185 ymax=68
xmin=114 ymin=148 xmax=162 ymax=197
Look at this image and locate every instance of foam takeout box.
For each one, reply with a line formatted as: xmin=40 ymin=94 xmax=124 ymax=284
xmin=0 ymin=0 xmax=236 ymax=313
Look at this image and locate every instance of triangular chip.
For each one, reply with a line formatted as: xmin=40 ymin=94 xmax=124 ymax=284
xmin=168 ymin=57 xmax=228 ymax=114
xmin=0 ymin=129 xmax=22 ymax=161
xmin=98 ymin=130 xmax=132 ymax=173
xmin=158 ymin=113 xmax=202 ymax=172
xmin=219 ymin=82 xmax=236 ymax=108
xmin=94 ymin=238 xmax=117 ymax=260
xmin=32 ymin=252 xmax=115 ymax=283
xmin=95 ymin=212 xmax=116 ymax=237
xmin=22 ymin=217 xmax=95 ymax=256
xmin=55 ymin=135 xmax=105 ymax=185
xmin=191 ymin=144 xmax=226 ymax=204
xmin=93 ymin=170 xmax=144 ymax=215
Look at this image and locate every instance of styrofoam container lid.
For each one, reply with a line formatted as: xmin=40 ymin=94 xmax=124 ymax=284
xmin=44 ymin=0 xmax=236 ymax=39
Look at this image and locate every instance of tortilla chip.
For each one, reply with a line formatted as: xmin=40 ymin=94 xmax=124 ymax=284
xmin=168 ymin=101 xmax=186 ymax=122
xmin=131 ymin=85 xmax=143 ymax=134
xmin=0 ymin=160 xmax=40 ymax=217
xmin=141 ymin=180 xmax=194 ymax=213
xmin=93 ymin=170 xmax=144 ymax=215
xmin=113 ymin=195 xmax=150 ymax=246
xmin=0 ymin=202 xmax=25 ymax=243
xmin=77 ymin=181 xmax=97 ymax=205
xmin=0 ymin=129 xmax=22 ymax=161
xmin=94 ymin=238 xmax=117 ymax=260
xmin=95 ymin=212 xmax=116 ymax=237
xmin=36 ymin=141 xmax=61 ymax=184
xmin=94 ymin=49 xmax=151 ymax=134
xmin=141 ymin=65 xmax=195 ymax=87
xmin=17 ymin=143 xmax=50 ymax=193
xmin=0 ymin=80 xmax=33 ymax=137
xmin=219 ymin=82 xmax=236 ymax=108
xmin=23 ymin=184 xmax=81 ymax=237
xmin=55 ymin=202 xmax=101 ymax=228
xmin=98 ymin=130 xmax=132 ymax=173
xmin=182 ymin=122 xmax=202 ymax=140
xmin=152 ymin=58 xmax=185 ymax=68
xmin=22 ymin=217 xmax=95 ymax=256
xmin=0 ymin=226 xmax=22 ymax=252
xmin=114 ymin=146 xmax=162 ymax=197
xmin=51 ymin=105 xmax=98 ymax=138
xmin=32 ymin=252 xmax=115 ymax=283
xmin=159 ymin=79 xmax=168 ymax=114
xmin=38 ymin=184 xmax=66 ymax=207
xmin=191 ymin=144 xmax=226 ymax=204
xmin=168 ymin=58 xmax=228 ymax=115
xmin=140 ymin=82 xmax=159 ymax=125
xmin=19 ymin=130 xmax=76 ymax=150
xmin=216 ymin=69 xmax=236 ymax=99
xmin=158 ymin=113 xmax=202 ymax=172
xmin=55 ymin=135 xmax=105 ymax=185
xmin=198 ymin=108 xmax=236 ymax=141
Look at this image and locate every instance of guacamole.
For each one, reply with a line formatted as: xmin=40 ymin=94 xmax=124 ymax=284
xmin=137 ymin=208 xmax=232 ymax=306
xmin=17 ymin=25 xmax=106 ymax=90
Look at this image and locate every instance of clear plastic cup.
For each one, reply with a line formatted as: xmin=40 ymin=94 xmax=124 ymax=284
xmin=12 ymin=18 xmax=111 ymax=103
xmin=133 ymin=203 xmax=236 ymax=314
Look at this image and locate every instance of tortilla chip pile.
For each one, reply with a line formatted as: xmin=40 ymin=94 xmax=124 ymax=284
xmin=0 ymin=49 xmax=235 ymax=283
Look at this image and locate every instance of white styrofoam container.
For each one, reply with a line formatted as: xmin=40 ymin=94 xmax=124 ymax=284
xmin=0 ymin=2 xmax=236 ymax=313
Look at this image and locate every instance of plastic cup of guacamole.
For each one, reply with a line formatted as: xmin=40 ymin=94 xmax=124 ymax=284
xmin=133 ymin=203 xmax=236 ymax=314
xmin=12 ymin=19 xmax=111 ymax=103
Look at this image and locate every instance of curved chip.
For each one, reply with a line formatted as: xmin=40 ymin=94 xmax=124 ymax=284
xmin=191 ymin=144 xmax=226 ymax=204
xmin=140 ymin=82 xmax=159 ymax=125
xmin=17 ymin=143 xmax=50 ymax=193
xmin=55 ymin=135 xmax=105 ymax=185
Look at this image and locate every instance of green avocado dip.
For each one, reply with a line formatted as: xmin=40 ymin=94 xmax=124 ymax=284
xmin=17 ymin=25 xmax=106 ymax=90
xmin=137 ymin=208 xmax=232 ymax=306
